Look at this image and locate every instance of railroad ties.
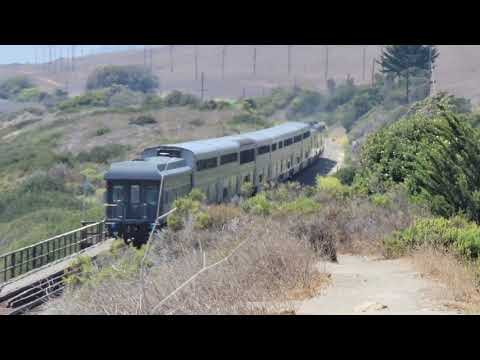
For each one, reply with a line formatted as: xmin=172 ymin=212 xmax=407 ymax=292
xmin=0 ymin=221 xmax=112 ymax=315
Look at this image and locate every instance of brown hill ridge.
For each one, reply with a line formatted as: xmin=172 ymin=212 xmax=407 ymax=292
xmin=0 ymin=45 xmax=478 ymax=104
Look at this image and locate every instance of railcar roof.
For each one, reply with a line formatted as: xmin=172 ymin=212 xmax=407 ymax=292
xmin=105 ymin=157 xmax=186 ymax=181
xmin=163 ymin=121 xmax=310 ymax=157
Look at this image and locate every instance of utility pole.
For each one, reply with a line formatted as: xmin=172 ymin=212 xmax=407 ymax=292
xmin=200 ymin=72 xmax=207 ymax=101
xmin=221 ymin=45 xmax=227 ymax=80
xmin=150 ymin=46 xmax=153 ymax=72
xmin=371 ymin=58 xmax=376 ymax=87
xmin=169 ymin=45 xmax=174 ymax=72
xmin=194 ymin=45 xmax=198 ymax=80
xmin=71 ymin=45 xmax=75 ymax=72
xmin=144 ymin=45 xmax=147 ymax=68
xmin=429 ymin=45 xmax=436 ymax=96
xmin=324 ymin=45 xmax=329 ymax=84
xmin=362 ymin=46 xmax=366 ymax=81
xmin=288 ymin=45 xmax=292 ymax=75
xmin=49 ymin=46 xmax=52 ymax=73
xmin=253 ymin=46 xmax=257 ymax=76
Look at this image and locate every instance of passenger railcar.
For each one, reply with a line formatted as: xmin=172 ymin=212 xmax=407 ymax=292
xmin=104 ymin=121 xmax=326 ymax=245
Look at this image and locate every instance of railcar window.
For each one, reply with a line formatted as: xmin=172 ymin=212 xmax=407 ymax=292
xmin=131 ymin=185 xmax=140 ymax=204
xmin=284 ymin=138 xmax=293 ymax=147
xmin=220 ymin=152 xmax=238 ymax=165
xmin=303 ymin=131 xmax=311 ymax=139
xmin=113 ymin=185 xmax=124 ymax=202
xmin=294 ymin=135 xmax=302 ymax=143
xmin=257 ymin=145 xmax=270 ymax=155
xmin=271 ymin=143 xmax=277 ymax=152
xmin=144 ymin=186 xmax=158 ymax=206
xmin=197 ymin=157 xmax=218 ymax=171
xmin=240 ymin=149 xmax=255 ymax=164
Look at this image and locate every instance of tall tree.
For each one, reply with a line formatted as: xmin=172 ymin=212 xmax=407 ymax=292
xmin=378 ymin=45 xmax=439 ymax=102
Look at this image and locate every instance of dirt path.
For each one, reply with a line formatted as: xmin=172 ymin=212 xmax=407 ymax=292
xmin=292 ymin=126 xmax=347 ymax=186
xmin=297 ymin=255 xmax=461 ymax=315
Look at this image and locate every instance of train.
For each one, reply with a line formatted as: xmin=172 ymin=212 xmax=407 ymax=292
xmin=104 ymin=121 xmax=326 ymax=245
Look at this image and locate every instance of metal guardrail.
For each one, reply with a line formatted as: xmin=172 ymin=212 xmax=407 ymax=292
xmin=0 ymin=221 xmax=106 ymax=284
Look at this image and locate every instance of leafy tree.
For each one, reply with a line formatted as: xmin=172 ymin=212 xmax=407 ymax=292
xmin=0 ymin=76 xmax=35 ymax=99
xmin=378 ymin=45 xmax=439 ymax=102
xmin=86 ymin=65 xmax=159 ymax=93
xmin=413 ymin=108 xmax=480 ymax=221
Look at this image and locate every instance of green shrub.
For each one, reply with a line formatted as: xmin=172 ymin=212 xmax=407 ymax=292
xmin=143 ymin=94 xmax=164 ymax=109
xmin=0 ymin=76 xmax=34 ymax=99
xmin=58 ymin=89 xmax=110 ymax=111
xmin=128 ymin=115 xmax=157 ymax=126
xmin=86 ymin=65 xmax=159 ymax=93
xmin=316 ymin=176 xmax=350 ymax=199
xmin=95 ymin=127 xmax=111 ymax=136
xmin=240 ymin=182 xmax=255 ymax=198
xmin=167 ymin=189 xmax=206 ymax=231
xmin=16 ymin=87 xmax=47 ymax=102
xmin=384 ymin=216 xmax=480 ymax=259
xmin=278 ymin=196 xmax=320 ymax=215
xmin=189 ymin=188 xmax=206 ymax=202
xmin=241 ymin=193 xmax=273 ymax=216
xmin=371 ymin=194 xmax=392 ymax=208
xmin=164 ymin=90 xmax=200 ymax=107
xmin=335 ymin=166 xmax=357 ymax=186
xmin=76 ymin=144 xmax=129 ymax=164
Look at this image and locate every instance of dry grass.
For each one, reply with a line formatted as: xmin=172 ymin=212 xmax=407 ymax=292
xmin=411 ymin=246 xmax=480 ymax=314
xmin=43 ymin=214 xmax=328 ymax=315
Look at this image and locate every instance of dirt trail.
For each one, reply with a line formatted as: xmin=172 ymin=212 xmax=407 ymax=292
xmin=295 ymin=128 xmax=460 ymax=315
xmin=297 ymin=255 xmax=461 ymax=315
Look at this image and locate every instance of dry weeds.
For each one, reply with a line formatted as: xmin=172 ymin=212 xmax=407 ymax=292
xmin=43 ymin=214 xmax=328 ymax=315
xmin=412 ymin=246 xmax=480 ymax=314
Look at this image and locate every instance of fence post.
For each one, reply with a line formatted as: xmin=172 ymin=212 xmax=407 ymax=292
xmin=11 ymin=254 xmax=16 ymax=280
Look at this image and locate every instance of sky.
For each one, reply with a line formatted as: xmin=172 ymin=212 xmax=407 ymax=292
xmin=0 ymin=45 xmax=148 ymax=65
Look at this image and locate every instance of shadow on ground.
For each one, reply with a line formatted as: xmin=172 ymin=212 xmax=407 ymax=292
xmin=292 ymin=158 xmax=338 ymax=186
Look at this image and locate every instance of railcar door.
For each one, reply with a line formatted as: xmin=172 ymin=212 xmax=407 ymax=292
xmin=111 ymin=184 xmax=126 ymax=219
xmin=144 ymin=184 xmax=159 ymax=220
xmin=126 ymin=184 xmax=144 ymax=219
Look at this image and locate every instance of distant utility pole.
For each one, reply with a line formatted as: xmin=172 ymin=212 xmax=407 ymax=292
xmin=71 ymin=45 xmax=75 ymax=72
xmin=49 ymin=46 xmax=52 ymax=73
xmin=253 ymin=46 xmax=257 ymax=76
xmin=324 ymin=45 xmax=329 ymax=83
xmin=429 ymin=45 xmax=436 ymax=96
xmin=362 ymin=46 xmax=367 ymax=81
xmin=169 ymin=45 xmax=174 ymax=72
xmin=144 ymin=45 xmax=147 ymax=68
xmin=200 ymin=72 xmax=207 ymax=101
xmin=288 ymin=45 xmax=292 ymax=75
xmin=221 ymin=45 xmax=227 ymax=79
xmin=242 ymin=87 xmax=246 ymax=99
xmin=150 ymin=47 xmax=153 ymax=72
xmin=194 ymin=45 xmax=198 ymax=80
xmin=371 ymin=58 xmax=376 ymax=86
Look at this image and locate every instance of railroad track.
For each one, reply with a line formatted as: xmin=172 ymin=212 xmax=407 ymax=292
xmin=0 ymin=266 xmax=80 ymax=315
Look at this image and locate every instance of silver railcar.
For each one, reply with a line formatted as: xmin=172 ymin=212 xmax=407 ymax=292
xmin=104 ymin=121 xmax=326 ymax=245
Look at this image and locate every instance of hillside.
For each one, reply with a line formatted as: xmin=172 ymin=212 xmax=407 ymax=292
xmin=1 ymin=45 xmax=480 ymax=103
